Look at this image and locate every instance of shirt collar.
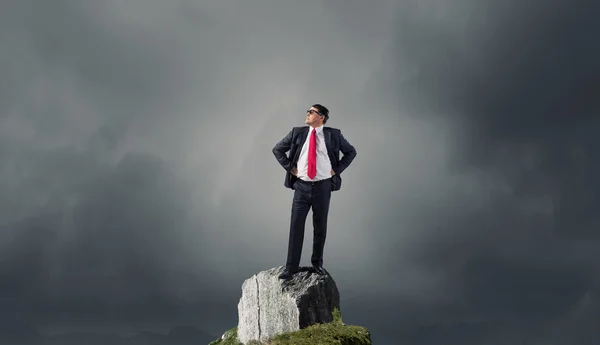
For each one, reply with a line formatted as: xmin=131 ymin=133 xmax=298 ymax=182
xmin=308 ymin=125 xmax=324 ymax=134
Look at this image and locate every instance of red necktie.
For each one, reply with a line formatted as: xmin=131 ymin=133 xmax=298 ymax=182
xmin=307 ymin=128 xmax=317 ymax=179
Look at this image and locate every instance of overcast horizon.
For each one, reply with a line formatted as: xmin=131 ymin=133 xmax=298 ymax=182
xmin=1 ymin=0 xmax=600 ymax=344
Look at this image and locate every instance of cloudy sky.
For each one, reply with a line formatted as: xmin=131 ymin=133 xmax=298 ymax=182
xmin=1 ymin=0 xmax=599 ymax=344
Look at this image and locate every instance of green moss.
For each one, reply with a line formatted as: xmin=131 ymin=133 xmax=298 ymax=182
xmin=209 ymin=309 xmax=371 ymax=345
xmin=332 ymin=307 xmax=343 ymax=323
xmin=209 ymin=326 xmax=242 ymax=345
xmin=268 ymin=322 xmax=371 ymax=345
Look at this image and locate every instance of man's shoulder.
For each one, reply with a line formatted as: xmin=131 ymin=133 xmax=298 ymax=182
xmin=324 ymin=126 xmax=341 ymax=134
xmin=290 ymin=126 xmax=307 ymax=137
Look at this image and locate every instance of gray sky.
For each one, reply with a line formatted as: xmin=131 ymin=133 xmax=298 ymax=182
xmin=1 ymin=0 xmax=599 ymax=344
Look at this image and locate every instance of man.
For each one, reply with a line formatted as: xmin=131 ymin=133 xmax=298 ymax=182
xmin=272 ymin=104 xmax=357 ymax=279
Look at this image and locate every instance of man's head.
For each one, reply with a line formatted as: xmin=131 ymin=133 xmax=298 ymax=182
xmin=305 ymin=104 xmax=329 ymax=127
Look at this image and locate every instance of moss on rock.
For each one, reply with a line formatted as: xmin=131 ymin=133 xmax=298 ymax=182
xmin=209 ymin=326 xmax=241 ymax=345
xmin=209 ymin=309 xmax=371 ymax=345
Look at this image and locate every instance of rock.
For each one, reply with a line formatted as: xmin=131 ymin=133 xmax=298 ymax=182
xmin=237 ymin=266 xmax=340 ymax=344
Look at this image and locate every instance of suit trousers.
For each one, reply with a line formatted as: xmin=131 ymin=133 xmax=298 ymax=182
xmin=286 ymin=178 xmax=332 ymax=270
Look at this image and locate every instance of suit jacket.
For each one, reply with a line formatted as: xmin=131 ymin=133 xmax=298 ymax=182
xmin=272 ymin=126 xmax=357 ymax=191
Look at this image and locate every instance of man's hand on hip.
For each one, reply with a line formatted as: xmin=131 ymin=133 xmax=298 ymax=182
xmin=330 ymin=169 xmax=336 ymax=176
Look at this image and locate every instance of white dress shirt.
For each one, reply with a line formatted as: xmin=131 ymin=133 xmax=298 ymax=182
xmin=296 ymin=125 xmax=332 ymax=181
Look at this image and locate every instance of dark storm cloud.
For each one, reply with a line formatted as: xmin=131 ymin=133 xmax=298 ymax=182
xmin=0 ymin=151 xmax=212 ymax=328
xmin=0 ymin=0 xmax=398 ymax=336
xmin=348 ymin=0 xmax=600 ymax=343
xmin=0 ymin=0 xmax=236 ymax=332
xmin=1 ymin=0 xmax=599 ymax=344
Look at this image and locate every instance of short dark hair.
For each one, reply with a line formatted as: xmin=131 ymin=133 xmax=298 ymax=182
xmin=312 ymin=104 xmax=329 ymax=124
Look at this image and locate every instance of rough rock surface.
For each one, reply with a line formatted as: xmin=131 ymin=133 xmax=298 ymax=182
xmin=237 ymin=266 xmax=340 ymax=344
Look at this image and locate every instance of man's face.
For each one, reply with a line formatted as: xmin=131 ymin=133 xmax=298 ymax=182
xmin=305 ymin=107 xmax=324 ymax=126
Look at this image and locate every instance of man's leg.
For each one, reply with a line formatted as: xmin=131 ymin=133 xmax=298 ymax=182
xmin=286 ymin=182 xmax=311 ymax=271
xmin=311 ymin=180 xmax=332 ymax=268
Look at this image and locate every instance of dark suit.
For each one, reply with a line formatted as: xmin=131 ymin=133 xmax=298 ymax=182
xmin=273 ymin=126 xmax=356 ymax=270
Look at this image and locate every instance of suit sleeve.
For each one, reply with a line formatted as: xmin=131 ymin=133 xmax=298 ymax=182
xmin=272 ymin=128 xmax=295 ymax=172
xmin=334 ymin=130 xmax=356 ymax=175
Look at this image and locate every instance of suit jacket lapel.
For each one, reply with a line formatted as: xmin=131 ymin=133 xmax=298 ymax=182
xmin=325 ymin=127 xmax=332 ymax=152
xmin=293 ymin=127 xmax=309 ymax=163
xmin=324 ymin=127 xmax=337 ymax=166
xmin=298 ymin=126 xmax=309 ymax=145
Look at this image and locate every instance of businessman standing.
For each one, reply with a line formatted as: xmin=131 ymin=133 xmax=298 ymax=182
xmin=272 ymin=104 xmax=357 ymax=279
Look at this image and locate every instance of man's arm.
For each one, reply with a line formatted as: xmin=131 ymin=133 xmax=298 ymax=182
xmin=333 ymin=131 xmax=356 ymax=175
xmin=272 ymin=128 xmax=295 ymax=172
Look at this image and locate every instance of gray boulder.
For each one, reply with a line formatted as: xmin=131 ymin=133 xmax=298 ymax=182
xmin=237 ymin=266 xmax=340 ymax=344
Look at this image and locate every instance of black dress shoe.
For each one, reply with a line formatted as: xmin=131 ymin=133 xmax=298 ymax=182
xmin=278 ymin=268 xmax=298 ymax=279
xmin=312 ymin=266 xmax=327 ymax=275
